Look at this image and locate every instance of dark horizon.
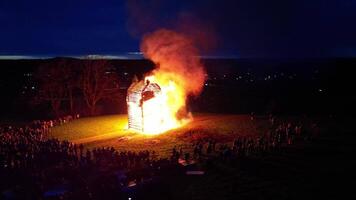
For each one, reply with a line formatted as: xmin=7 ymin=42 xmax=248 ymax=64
xmin=1 ymin=54 xmax=356 ymax=61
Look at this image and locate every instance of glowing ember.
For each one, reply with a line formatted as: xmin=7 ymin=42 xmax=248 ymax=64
xmin=127 ymin=29 xmax=206 ymax=135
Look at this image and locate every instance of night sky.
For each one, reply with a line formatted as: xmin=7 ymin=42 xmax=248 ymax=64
xmin=1 ymin=0 xmax=356 ymax=58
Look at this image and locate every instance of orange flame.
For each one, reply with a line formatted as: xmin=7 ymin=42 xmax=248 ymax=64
xmin=138 ymin=29 xmax=206 ymax=135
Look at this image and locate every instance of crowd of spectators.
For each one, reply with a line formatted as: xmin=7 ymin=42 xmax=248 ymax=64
xmin=0 ymin=117 xmax=180 ymax=199
xmin=172 ymin=115 xmax=319 ymax=164
xmin=0 ymin=115 xmax=319 ymax=199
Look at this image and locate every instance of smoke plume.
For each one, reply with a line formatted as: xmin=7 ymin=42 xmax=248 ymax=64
xmin=140 ymin=29 xmax=206 ymax=96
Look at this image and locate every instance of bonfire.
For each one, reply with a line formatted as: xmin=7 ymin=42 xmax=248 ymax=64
xmin=127 ymin=29 xmax=206 ymax=135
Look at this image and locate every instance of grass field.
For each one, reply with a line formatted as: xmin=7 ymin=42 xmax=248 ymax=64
xmin=48 ymin=113 xmax=270 ymax=158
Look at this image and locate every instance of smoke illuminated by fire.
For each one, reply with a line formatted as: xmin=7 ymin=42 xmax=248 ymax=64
xmin=139 ymin=29 xmax=206 ymax=134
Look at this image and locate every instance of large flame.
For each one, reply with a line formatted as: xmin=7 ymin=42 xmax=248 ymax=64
xmin=138 ymin=29 xmax=206 ymax=135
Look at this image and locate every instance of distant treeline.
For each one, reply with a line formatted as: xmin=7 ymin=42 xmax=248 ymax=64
xmin=0 ymin=57 xmax=355 ymax=119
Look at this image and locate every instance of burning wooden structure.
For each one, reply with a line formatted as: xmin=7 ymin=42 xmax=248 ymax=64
xmin=126 ymin=78 xmax=163 ymax=133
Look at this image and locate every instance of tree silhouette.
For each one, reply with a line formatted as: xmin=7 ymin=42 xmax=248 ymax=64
xmin=62 ymin=61 xmax=80 ymax=115
xmin=80 ymin=59 xmax=119 ymax=115
xmin=34 ymin=59 xmax=68 ymax=117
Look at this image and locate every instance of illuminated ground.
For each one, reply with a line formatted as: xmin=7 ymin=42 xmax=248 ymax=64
xmin=49 ymin=113 xmax=269 ymax=158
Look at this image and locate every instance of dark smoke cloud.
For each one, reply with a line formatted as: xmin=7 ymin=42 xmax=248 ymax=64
xmin=126 ymin=0 xmax=356 ymax=58
xmin=125 ymin=0 xmax=217 ymax=54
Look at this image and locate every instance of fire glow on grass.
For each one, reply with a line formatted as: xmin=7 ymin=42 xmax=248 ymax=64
xmin=127 ymin=29 xmax=206 ymax=135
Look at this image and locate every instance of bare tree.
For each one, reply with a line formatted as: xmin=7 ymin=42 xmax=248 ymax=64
xmin=62 ymin=61 xmax=80 ymax=115
xmin=80 ymin=59 xmax=119 ymax=115
xmin=34 ymin=59 xmax=68 ymax=117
